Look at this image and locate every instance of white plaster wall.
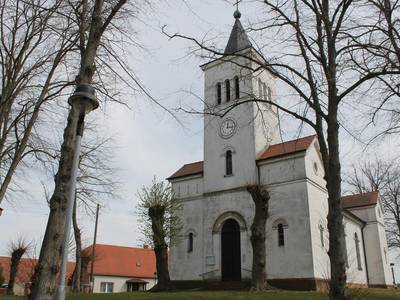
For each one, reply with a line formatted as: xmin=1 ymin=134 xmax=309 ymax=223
xmin=170 ymin=189 xmax=254 ymax=281
xmin=170 ymin=178 xmax=317 ymax=281
xmin=259 ymin=153 xmax=306 ymax=185
xmin=348 ymin=203 xmax=392 ymax=286
xmin=304 ymin=142 xmax=330 ymax=280
xmin=306 ymin=181 xmax=330 ymax=280
xmin=93 ymin=275 xmax=156 ymax=293
xmin=203 ymin=55 xmax=257 ymax=193
xmin=171 ymin=176 xmax=203 ymax=199
xmin=343 ymin=218 xmax=368 ymax=284
xmin=266 ymin=181 xmax=315 ymax=279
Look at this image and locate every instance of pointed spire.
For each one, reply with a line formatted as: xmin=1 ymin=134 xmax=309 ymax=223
xmin=224 ymin=10 xmax=252 ymax=55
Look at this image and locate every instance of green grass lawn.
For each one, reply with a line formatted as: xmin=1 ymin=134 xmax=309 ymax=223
xmin=1 ymin=289 xmax=399 ymax=300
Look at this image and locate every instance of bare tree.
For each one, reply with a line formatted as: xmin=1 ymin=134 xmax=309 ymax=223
xmin=6 ymin=238 xmax=30 ymax=295
xmin=30 ymin=1 xmax=129 ymax=299
xmin=163 ymin=1 xmax=400 ymax=299
xmin=345 ymin=158 xmax=400 ymax=249
xmin=0 ymin=0 xmax=76 ymax=206
xmin=247 ymin=184 xmax=270 ymax=292
xmin=137 ymin=177 xmax=182 ymax=291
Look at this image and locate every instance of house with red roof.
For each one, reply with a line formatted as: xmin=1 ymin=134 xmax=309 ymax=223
xmin=0 ymin=257 xmax=74 ymax=296
xmin=166 ymin=7 xmax=392 ymax=291
xmin=83 ymin=244 xmax=156 ymax=293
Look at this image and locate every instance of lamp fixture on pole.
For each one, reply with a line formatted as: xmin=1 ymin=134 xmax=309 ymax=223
xmin=55 ymin=84 xmax=99 ymax=300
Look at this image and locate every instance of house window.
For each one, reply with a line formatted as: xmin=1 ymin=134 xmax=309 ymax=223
xmin=278 ymin=223 xmax=285 ymax=247
xmin=225 ymin=79 xmax=231 ymax=102
xmin=234 ymin=76 xmax=240 ymax=99
xmin=268 ymin=87 xmax=272 ymax=102
xmin=188 ymin=232 xmax=194 ymax=253
xmin=216 ymin=83 xmax=222 ymax=105
xmin=319 ymin=224 xmax=324 ymax=247
xmin=225 ymin=150 xmax=232 ymax=175
xmin=258 ymin=79 xmax=262 ymax=98
xmin=354 ymin=233 xmax=362 ymax=270
xmin=100 ymin=282 xmax=114 ymax=293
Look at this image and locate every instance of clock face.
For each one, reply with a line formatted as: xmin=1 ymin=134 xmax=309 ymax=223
xmin=219 ymin=118 xmax=237 ymax=139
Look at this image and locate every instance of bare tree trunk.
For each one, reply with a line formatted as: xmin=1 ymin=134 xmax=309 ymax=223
xmin=149 ymin=206 xmax=170 ymax=291
xmin=29 ymin=108 xmax=80 ymax=300
xmin=72 ymin=198 xmax=82 ymax=293
xmin=247 ymin=185 xmax=270 ymax=292
xmin=29 ymin=1 xmax=126 ymax=299
xmin=7 ymin=244 xmax=28 ymax=295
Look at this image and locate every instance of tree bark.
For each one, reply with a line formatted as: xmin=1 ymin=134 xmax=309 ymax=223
xmin=6 ymin=248 xmax=26 ymax=295
xmin=149 ymin=206 xmax=171 ymax=291
xmin=29 ymin=107 xmax=80 ymax=300
xmin=72 ymin=198 xmax=82 ymax=293
xmin=247 ymin=185 xmax=270 ymax=292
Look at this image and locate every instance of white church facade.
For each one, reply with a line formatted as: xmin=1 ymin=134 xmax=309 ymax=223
xmin=167 ymin=10 xmax=392 ymax=291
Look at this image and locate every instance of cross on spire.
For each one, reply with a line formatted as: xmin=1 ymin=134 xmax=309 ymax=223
xmin=234 ymin=0 xmax=242 ymax=10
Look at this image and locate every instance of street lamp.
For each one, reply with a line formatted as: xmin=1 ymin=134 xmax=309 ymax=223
xmin=390 ymin=263 xmax=397 ymax=288
xmin=55 ymin=84 xmax=99 ymax=300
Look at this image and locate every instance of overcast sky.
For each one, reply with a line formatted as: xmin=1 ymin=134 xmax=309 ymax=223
xmin=0 ymin=0 xmax=399 ymax=279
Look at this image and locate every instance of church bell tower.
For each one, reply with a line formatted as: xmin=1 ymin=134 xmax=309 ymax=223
xmin=201 ymin=9 xmax=280 ymax=193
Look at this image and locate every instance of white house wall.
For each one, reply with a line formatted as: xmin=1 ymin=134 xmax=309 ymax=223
xmin=93 ymin=275 xmax=156 ymax=293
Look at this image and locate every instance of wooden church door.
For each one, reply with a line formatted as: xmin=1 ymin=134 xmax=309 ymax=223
xmin=221 ymin=219 xmax=241 ymax=281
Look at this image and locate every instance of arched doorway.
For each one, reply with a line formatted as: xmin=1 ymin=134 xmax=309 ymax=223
xmin=221 ymin=218 xmax=241 ymax=281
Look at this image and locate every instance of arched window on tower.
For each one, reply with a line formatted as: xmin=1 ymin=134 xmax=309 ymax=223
xmin=225 ymin=79 xmax=231 ymax=102
xmin=354 ymin=233 xmax=362 ymax=270
xmin=263 ymin=83 xmax=267 ymax=100
xmin=225 ymin=150 xmax=232 ymax=175
xmin=188 ymin=232 xmax=194 ymax=253
xmin=267 ymin=87 xmax=272 ymax=102
xmin=216 ymin=83 xmax=222 ymax=105
xmin=234 ymin=76 xmax=240 ymax=99
xmin=278 ymin=223 xmax=285 ymax=247
xmin=258 ymin=79 xmax=263 ymax=99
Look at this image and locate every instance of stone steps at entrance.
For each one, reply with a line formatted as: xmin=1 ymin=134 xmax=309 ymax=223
xmin=170 ymin=280 xmax=251 ymax=291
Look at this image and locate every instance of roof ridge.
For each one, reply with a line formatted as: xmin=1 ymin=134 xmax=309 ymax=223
xmin=341 ymin=190 xmax=379 ymax=199
xmin=87 ymin=243 xmax=153 ymax=251
xmin=272 ymin=134 xmax=317 ymax=146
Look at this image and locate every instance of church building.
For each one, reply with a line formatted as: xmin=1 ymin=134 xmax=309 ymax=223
xmin=167 ymin=10 xmax=392 ymax=290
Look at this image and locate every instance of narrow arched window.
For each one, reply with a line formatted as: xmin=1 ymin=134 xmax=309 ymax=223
xmin=234 ymin=76 xmax=240 ymax=99
xmin=225 ymin=79 xmax=231 ymax=102
xmin=226 ymin=150 xmax=232 ymax=175
xmin=267 ymin=87 xmax=272 ymax=102
xmin=216 ymin=83 xmax=222 ymax=105
xmin=258 ymin=79 xmax=262 ymax=98
xmin=354 ymin=233 xmax=362 ymax=270
xmin=188 ymin=232 xmax=194 ymax=253
xmin=319 ymin=225 xmax=324 ymax=247
xmin=263 ymin=83 xmax=267 ymax=101
xmin=278 ymin=223 xmax=285 ymax=247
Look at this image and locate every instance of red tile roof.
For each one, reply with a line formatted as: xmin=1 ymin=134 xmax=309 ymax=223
xmin=341 ymin=191 xmax=379 ymax=209
xmin=257 ymin=135 xmax=317 ymax=161
xmin=167 ymin=161 xmax=204 ymax=180
xmin=83 ymin=244 xmax=156 ymax=279
xmin=0 ymin=257 xmax=75 ymax=284
xmin=167 ymin=136 xmax=317 ymax=180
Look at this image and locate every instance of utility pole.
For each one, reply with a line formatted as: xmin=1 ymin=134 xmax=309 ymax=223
xmin=89 ymin=203 xmax=100 ymax=293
